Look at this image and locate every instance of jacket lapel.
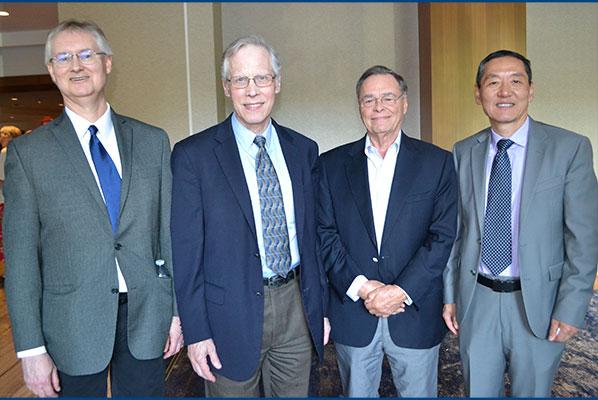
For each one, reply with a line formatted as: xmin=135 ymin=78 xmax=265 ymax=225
xmin=346 ymin=137 xmax=377 ymax=250
xmin=213 ymin=117 xmax=257 ymax=238
xmin=276 ymin=121 xmax=305 ymax=249
xmin=379 ymin=133 xmax=420 ymax=250
xmin=113 ymin=112 xmax=133 ymax=220
xmin=49 ymin=112 xmax=112 ymax=233
xmin=470 ymin=130 xmax=490 ymax=235
xmin=519 ymin=118 xmax=547 ymax=228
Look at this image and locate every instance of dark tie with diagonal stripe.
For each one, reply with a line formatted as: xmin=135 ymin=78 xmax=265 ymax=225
xmin=481 ymin=139 xmax=514 ymax=276
xmin=254 ymin=135 xmax=291 ymax=277
xmin=89 ymin=125 xmax=121 ymax=234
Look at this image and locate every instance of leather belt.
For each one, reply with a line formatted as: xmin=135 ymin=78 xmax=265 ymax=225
xmin=263 ymin=266 xmax=300 ymax=288
xmin=477 ymin=274 xmax=521 ymax=293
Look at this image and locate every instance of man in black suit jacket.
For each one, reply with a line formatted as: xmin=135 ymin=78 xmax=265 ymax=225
xmin=171 ymin=35 xmax=329 ymax=397
xmin=318 ymin=66 xmax=457 ymax=397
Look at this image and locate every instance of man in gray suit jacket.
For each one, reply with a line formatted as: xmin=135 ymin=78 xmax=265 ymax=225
xmin=4 ymin=20 xmax=182 ymax=397
xmin=443 ymin=49 xmax=598 ymax=396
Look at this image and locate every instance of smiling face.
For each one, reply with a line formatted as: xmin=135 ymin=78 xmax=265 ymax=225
xmin=222 ymin=44 xmax=280 ymax=134
xmin=47 ymin=29 xmax=112 ymax=111
xmin=358 ymin=74 xmax=408 ymax=142
xmin=475 ymin=56 xmax=534 ymax=137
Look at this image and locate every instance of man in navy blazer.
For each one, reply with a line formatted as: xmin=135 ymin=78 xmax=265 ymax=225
xmin=318 ymin=66 xmax=457 ymax=397
xmin=171 ymin=35 xmax=329 ymax=397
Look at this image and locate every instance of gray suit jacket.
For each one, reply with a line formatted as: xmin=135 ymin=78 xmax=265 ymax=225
xmin=3 ymin=111 xmax=175 ymax=375
xmin=444 ymin=118 xmax=598 ymax=338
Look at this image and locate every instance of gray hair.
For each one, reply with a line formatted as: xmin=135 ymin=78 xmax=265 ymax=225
xmin=0 ymin=125 xmax=22 ymax=139
xmin=356 ymin=65 xmax=408 ymax=98
xmin=45 ymin=19 xmax=113 ymax=63
xmin=221 ymin=35 xmax=281 ymax=81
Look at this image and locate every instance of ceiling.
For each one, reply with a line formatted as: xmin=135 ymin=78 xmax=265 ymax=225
xmin=0 ymin=3 xmax=61 ymax=131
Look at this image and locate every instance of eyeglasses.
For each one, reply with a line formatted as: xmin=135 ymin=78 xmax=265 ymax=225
xmin=359 ymin=93 xmax=405 ymax=109
xmin=227 ymin=74 xmax=276 ymax=89
xmin=50 ymin=49 xmax=107 ymax=66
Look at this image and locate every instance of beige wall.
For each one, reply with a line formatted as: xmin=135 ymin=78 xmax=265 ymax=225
xmin=527 ymin=4 xmax=598 ymax=172
xmin=58 ymin=3 xmax=220 ymax=144
xmin=221 ymin=3 xmax=420 ymax=152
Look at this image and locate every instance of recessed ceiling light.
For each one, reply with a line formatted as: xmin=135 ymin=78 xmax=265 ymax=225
xmin=0 ymin=11 xmax=10 ymax=17
xmin=58 ymin=103 xmax=64 ymax=107
xmin=9 ymin=116 xmax=14 ymax=119
xmin=11 ymin=97 xmax=18 ymax=101
xmin=37 ymin=99 xmax=43 ymax=104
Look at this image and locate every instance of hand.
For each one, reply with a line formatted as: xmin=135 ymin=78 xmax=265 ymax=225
xmin=323 ymin=317 xmax=331 ymax=346
xmin=548 ymin=319 xmax=579 ymax=342
xmin=364 ymin=285 xmax=406 ymax=317
xmin=163 ymin=316 xmax=184 ymax=358
xmin=357 ymin=279 xmax=385 ymax=300
xmin=187 ymin=339 xmax=222 ymax=382
xmin=21 ymin=353 xmax=60 ymax=397
xmin=442 ymin=303 xmax=459 ymax=336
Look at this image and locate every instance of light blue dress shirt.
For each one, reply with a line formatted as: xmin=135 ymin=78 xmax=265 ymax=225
xmin=231 ymin=114 xmax=300 ymax=278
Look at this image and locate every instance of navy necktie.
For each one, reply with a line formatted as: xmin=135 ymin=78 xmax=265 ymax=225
xmin=89 ymin=125 xmax=121 ymax=234
xmin=254 ymin=135 xmax=291 ymax=277
xmin=481 ymin=139 xmax=514 ymax=276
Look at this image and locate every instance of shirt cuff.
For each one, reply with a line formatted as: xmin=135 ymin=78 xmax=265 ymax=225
xmin=346 ymin=275 xmax=368 ymax=302
xmin=394 ymin=285 xmax=413 ymax=305
xmin=17 ymin=346 xmax=47 ymax=358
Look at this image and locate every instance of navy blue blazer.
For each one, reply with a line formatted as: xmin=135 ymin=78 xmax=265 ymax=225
xmin=171 ymin=115 xmax=327 ymax=381
xmin=318 ymin=133 xmax=457 ymax=349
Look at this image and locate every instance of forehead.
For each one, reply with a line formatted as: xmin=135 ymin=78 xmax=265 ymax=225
xmin=482 ymin=56 xmax=527 ymax=79
xmin=228 ymin=44 xmax=272 ymax=74
xmin=52 ymin=30 xmax=98 ymax=52
xmin=359 ymin=74 xmax=401 ymax=96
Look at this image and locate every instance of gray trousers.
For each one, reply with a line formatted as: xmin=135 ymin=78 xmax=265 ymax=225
xmin=205 ymin=278 xmax=313 ymax=397
xmin=460 ymin=283 xmax=565 ymax=397
xmin=335 ymin=318 xmax=440 ymax=397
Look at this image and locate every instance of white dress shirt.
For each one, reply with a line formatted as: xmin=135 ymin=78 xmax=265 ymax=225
xmin=479 ymin=117 xmax=529 ymax=278
xmin=346 ymin=133 xmax=412 ymax=305
xmin=232 ymin=113 xmax=300 ymax=278
xmin=18 ymin=104 xmax=128 ymax=358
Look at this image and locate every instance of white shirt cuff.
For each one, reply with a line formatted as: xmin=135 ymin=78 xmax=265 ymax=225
xmin=394 ymin=285 xmax=413 ymax=305
xmin=17 ymin=346 xmax=47 ymax=358
xmin=346 ymin=275 xmax=368 ymax=302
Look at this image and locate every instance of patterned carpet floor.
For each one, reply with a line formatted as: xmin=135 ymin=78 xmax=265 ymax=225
xmin=165 ymin=292 xmax=598 ymax=397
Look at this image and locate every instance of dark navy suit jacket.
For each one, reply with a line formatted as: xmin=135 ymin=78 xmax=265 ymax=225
xmin=171 ymin=115 xmax=327 ymax=381
xmin=318 ymin=133 xmax=457 ymax=349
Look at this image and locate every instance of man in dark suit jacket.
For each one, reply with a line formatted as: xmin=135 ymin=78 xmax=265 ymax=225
xmin=443 ymin=50 xmax=598 ymax=396
xmin=171 ymin=35 xmax=329 ymax=397
xmin=4 ymin=20 xmax=182 ymax=397
xmin=318 ymin=65 xmax=457 ymax=397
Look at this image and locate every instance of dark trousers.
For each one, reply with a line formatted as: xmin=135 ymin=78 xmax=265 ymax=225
xmin=58 ymin=295 xmax=165 ymax=397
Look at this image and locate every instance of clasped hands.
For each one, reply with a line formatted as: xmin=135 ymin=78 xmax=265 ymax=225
xmin=358 ymin=280 xmax=407 ymax=318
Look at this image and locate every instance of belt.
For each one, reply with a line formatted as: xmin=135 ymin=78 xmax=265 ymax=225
xmin=119 ymin=292 xmax=128 ymax=305
xmin=477 ymin=274 xmax=521 ymax=293
xmin=263 ymin=266 xmax=300 ymax=288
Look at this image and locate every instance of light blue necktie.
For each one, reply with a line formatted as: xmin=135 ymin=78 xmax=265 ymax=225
xmin=254 ymin=135 xmax=291 ymax=277
xmin=89 ymin=125 xmax=121 ymax=234
xmin=481 ymin=139 xmax=514 ymax=276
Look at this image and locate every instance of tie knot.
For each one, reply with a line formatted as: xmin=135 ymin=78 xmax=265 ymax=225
xmin=254 ymin=135 xmax=266 ymax=149
xmin=497 ymin=139 xmax=514 ymax=152
xmin=89 ymin=125 xmax=99 ymax=136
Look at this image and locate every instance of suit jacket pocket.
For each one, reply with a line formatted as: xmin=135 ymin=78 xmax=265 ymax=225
xmin=44 ymin=283 xmax=76 ymax=295
xmin=548 ymin=261 xmax=564 ymax=281
xmin=205 ymin=282 xmax=225 ymax=305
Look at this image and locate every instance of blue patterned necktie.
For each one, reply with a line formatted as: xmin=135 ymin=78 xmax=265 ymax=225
xmin=254 ymin=135 xmax=291 ymax=277
xmin=481 ymin=139 xmax=514 ymax=276
xmin=89 ymin=125 xmax=121 ymax=234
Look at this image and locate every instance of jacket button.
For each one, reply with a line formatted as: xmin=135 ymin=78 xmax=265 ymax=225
xmin=470 ymin=269 xmax=476 ymax=276
xmin=111 ymin=288 xmax=119 ymax=294
xmin=372 ymin=257 xmax=379 ymax=263
xmin=254 ymin=253 xmax=260 ymax=258
xmin=114 ymin=243 xmax=122 ymax=250
xmin=256 ymin=291 xmax=262 ymax=296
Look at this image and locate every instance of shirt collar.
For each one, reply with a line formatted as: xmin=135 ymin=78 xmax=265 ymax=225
xmin=364 ymin=130 xmax=402 ymax=158
xmin=65 ymin=103 xmax=113 ymax=140
xmin=490 ymin=116 xmax=529 ymax=150
xmin=231 ymin=113 xmax=273 ymax=153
